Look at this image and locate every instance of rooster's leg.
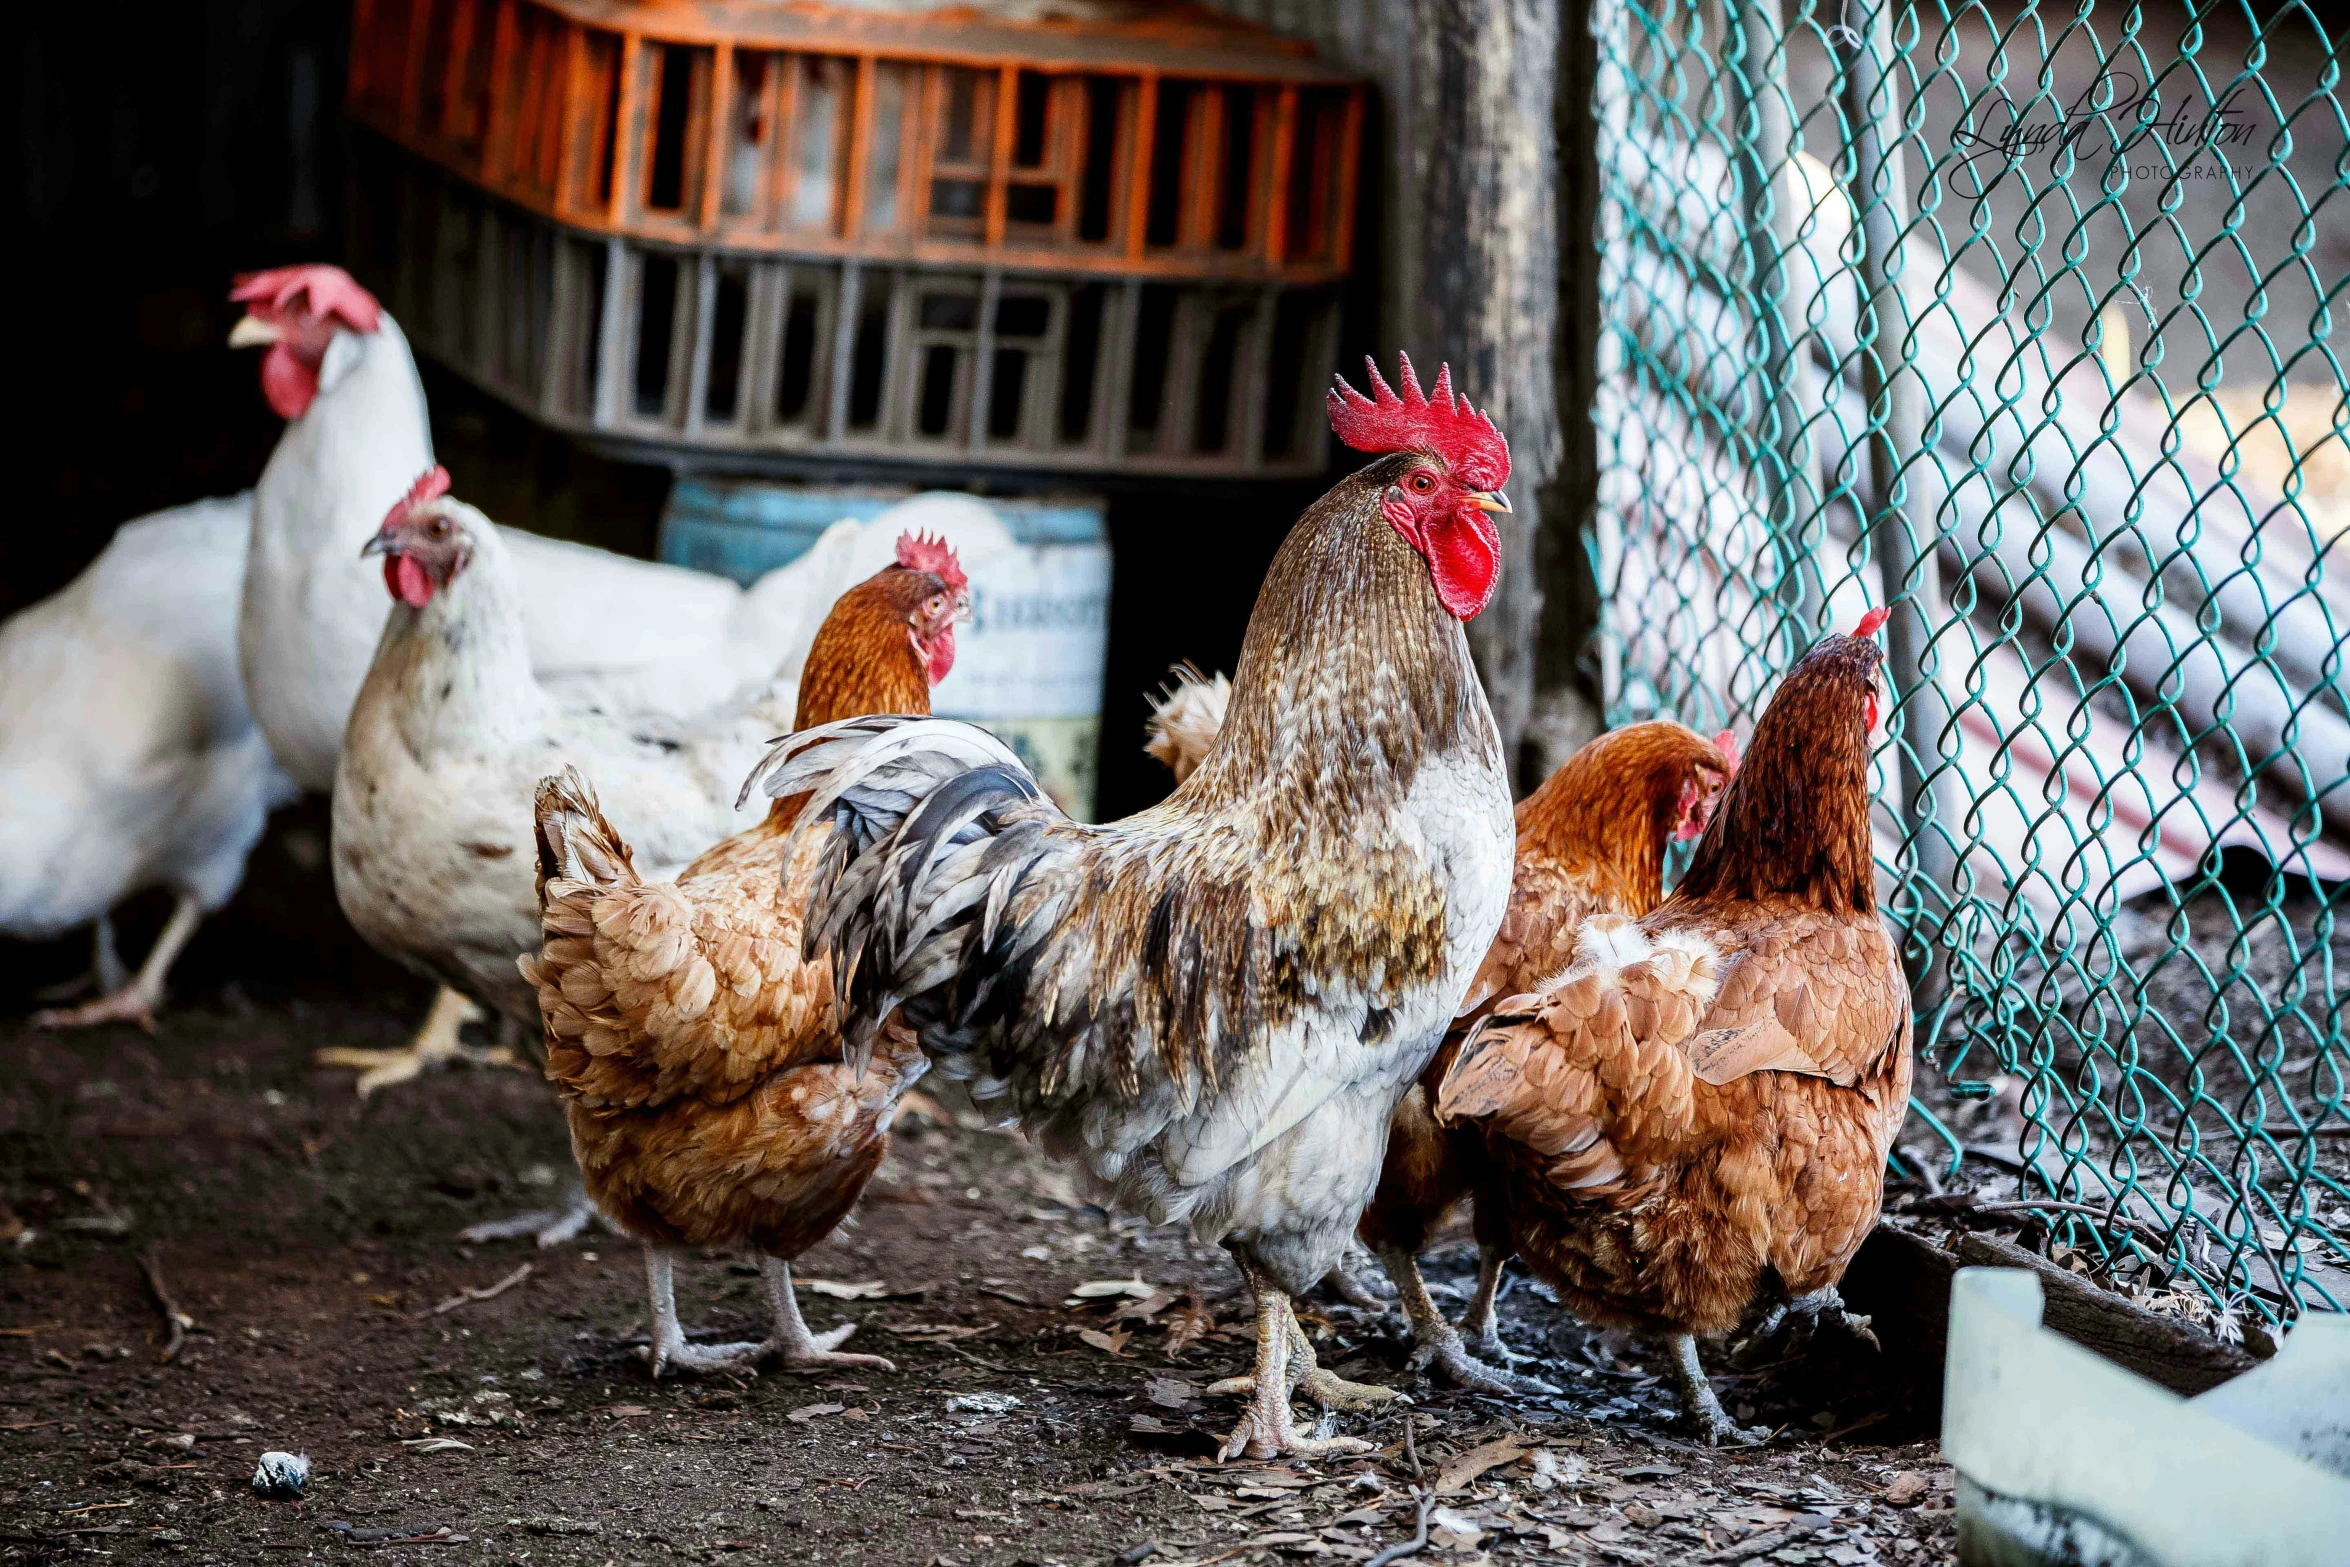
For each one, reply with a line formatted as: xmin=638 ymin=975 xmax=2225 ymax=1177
xmin=1666 ymin=1333 xmax=1766 ymax=1446
xmin=759 ymin=1259 xmax=896 ymax=1371
xmin=1215 ymin=1266 xmax=1373 ymax=1462
xmin=457 ymin=1181 xmax=606 ymax=1248
xmin=32 ymin=892 xmax=204 ymax=1034
xmin=1380 ymin=1246 xmax=1553 ymax=1397
xmin=314 ymin=986 xmax=520 ymax=1096
xmin=641 ymin=1246 xmax=762 ymax=1379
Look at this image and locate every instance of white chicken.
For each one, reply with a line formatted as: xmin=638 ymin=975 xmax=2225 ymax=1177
xmin=329 ymin=467 xmax=801 ymax=1039
xmin=1 ymin=496 xmax=296 ymax=1029
xmin=224 ymin=265 xmax=964 ymax=1088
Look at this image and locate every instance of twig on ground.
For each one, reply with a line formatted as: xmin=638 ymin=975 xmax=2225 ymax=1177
xmin=1366 ymin=1492 xmax=1432 ymax=1567
xmin=416 ymin=1263 xmax=532 ymax=1319
xmin=139 ymin=1248 xmax=193 ymax=1363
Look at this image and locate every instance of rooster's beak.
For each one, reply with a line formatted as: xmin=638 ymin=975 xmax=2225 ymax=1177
xmin=1473 ymin=490 xmax=1512 ymax=514
xmin=360 ymin=531 xmax=398 ymax=559
xmin=228 ymin=313 xmax=281 ymax=349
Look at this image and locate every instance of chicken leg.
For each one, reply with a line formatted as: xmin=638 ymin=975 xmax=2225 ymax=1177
xmin=1381 ymin=1245 xmax=1554 ymax=1397
xmin=458 ymin=1179 xmax=605 ymax=1248
xmin=1210 ymin=1261 xmax=1386 ymax=1461
xmin=32 ymin=891 xmax=204 ymax=1034
xmin=1666 ymin=1333 xmax=1767 ymax=1446
xmin=315 ymin=986 xmax=520 ymax=1097
xmin=1456 ymin=1247 xmax=1557 ymax=1388
xmin=643 ymin=1246 xmax=764 ymax=1378
xmin=760 ymin=1259 xmax=895 ymax=1371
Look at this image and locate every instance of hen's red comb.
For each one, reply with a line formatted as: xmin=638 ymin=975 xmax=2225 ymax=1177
xmin=381 ymin=466 xmax=452 ymax=533
xmin=895 ymin=529 xmax=968 ymax=593
xmin=1713 ymin=729 xmax=1740 ymax=776
xmin=1327 ymin=352 xmax=1510 ymax=491
xmin=1851 ymin=605 xmax=1891 ymax=639
xmin=230 ymin=265 xmax=383 ymax=335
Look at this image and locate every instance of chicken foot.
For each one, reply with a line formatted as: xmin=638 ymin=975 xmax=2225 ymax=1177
xmin=31 ymin=914 xmax=128 ymax=1004
xmin=1458 ymin=1247 xmax=1553 ymax=1381
xmin=642 ymin=1247 xmax=764 ymax=1378
xmin=458 ymin=1180 xmax=606 ymax=1248
xmin=31 ymin=891 xmax=203 ymax=1034
xmin=1214 ymin=1268 xmax=1376 ymax=1462
xmin=1666 ymin=1333 xmax=1768 ymax=1446
xmin=1381 ymin=1246 xmax=1555 ymax=1397
xmin=1746 ymin=1286 xmax=1880 ymax=1354
xmin=315 ymin=986 xmax=520 ymax=1097
xmin=760 ymin=1259 xmax=895 ymax=1372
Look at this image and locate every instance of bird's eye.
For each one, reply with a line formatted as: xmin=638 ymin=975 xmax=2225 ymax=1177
xmin=1408 ymin=470 xmax=1437 ymax=494
xmin=427 ymin=517 xmax=449 ymax=539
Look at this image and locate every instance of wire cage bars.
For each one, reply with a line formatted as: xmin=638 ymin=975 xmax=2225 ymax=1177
xmin=344 ymin=0 xmax=1364 ymax=477
xmin=1592 ymin=0 xmax=2350 ymax=1322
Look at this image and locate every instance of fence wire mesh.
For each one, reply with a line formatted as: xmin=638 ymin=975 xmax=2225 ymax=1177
xmin=1591 ymin=0 xmax=2350 ymax=1321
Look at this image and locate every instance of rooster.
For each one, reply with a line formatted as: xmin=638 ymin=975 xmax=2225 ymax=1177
xmin=1437 ymin=610 xmax=1910 ymax=1444
xmin=520 ymin=541 xmax=968 ymax=1378
xmin=1361 ymin=719 xmax=1736 ymax=1393
xmin=752 ymin=355 xmax=1517 ymax=1460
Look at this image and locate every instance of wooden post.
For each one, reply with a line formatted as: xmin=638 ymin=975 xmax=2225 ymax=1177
xmin=1406 ymin=0 xmax=1563 ymax=785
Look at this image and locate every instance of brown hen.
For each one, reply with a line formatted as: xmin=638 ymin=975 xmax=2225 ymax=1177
xmin=520 ymin=535 xmax=967 ymax=1377
xmin=1360 ymin=719 xmax=1735 ymax=1394
xmin=1437 ymin=612 xmax=1911 ymax=1443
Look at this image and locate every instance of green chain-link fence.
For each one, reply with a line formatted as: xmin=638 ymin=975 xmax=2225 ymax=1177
xmin=1590 ymin=0 xmax=2350 ymax=1323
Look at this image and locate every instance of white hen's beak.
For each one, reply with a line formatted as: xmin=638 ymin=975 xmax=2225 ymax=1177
xmin=228 ymin=313 xmax=281 ymax=349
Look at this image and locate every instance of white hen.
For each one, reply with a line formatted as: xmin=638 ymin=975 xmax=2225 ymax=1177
xmin=0 ymin=496 xmax=297 ymax=1028
xmin=225 ymin=264 xmax=890 ymax=1088
xmin=330 ymin=469 xmax=797 ymax=1040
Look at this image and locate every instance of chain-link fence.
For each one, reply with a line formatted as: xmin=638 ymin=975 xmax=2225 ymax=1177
xmin=1591 ymin=0 xmax=2350 ymax=1322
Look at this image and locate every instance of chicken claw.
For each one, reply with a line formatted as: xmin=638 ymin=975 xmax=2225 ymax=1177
xmin=315 ymin=987 xmax=517 ymax=1097
xmin=762 ymin=1260 xmax=896 ymax=1373
xmin=1216 ymin=1285 xmax=1374 ymax=1462
xmin=1747 ymin=1286 xmax=1879 ymax=1354
xmin=1666 ymin=1333 xmax=1768 ymax=1447
xmin=1380 ymin=1246 xmax=1553 ymax=1397
xmin=30 ymin=891 xmax=204 ymax=1035
xmin=32 ymin=984 xmax=159 ymax=1035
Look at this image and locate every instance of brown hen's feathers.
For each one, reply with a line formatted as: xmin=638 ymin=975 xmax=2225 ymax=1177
xmin=1356 ymin=720 xmax=1732 ymax=1260
xmin=1435 ymin=629 xmax=1910 ymax=1339
xmin=523 ymin=562 xmax=942 ymax=1253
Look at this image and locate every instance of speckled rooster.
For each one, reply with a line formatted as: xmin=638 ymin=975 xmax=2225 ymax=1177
xmin=751 ymin=356 xmax=1518 ymax=1459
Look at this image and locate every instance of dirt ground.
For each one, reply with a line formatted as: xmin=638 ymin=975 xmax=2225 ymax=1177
xmin=0 ymin=968 xmax=1961 ymax=1567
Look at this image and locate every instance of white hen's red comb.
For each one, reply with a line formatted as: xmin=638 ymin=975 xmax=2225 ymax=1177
xmin=1327 ymin=353 xmax=1510 ymax=492
xmin=230 ymin=265 xmax=383 ymax=334
xmin=381 ymin=466 xmax=451 ymax=533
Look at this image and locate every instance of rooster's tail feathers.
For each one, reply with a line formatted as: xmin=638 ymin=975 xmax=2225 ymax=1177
xmin=531 ymin=766 xmax=639 ymax=905
xmin=745 ymin=716 xmax=1058 ymax=1079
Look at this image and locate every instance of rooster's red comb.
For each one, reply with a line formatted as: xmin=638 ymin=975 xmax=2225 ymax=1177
xmin=230 ymin=264 xmax=383 ymax=335
xmin=1713 ymin=729 xmax=1740 ymax=775
xmin=1851 ymin=605 xmax=1891 ymax=639
xmin=381 ymin=466 xmax=452 ymax=533
xmin=895 ymin=529 xmax=968 ymax=593
xmin=1327 ymin=352 xmax=1510 ymax=492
